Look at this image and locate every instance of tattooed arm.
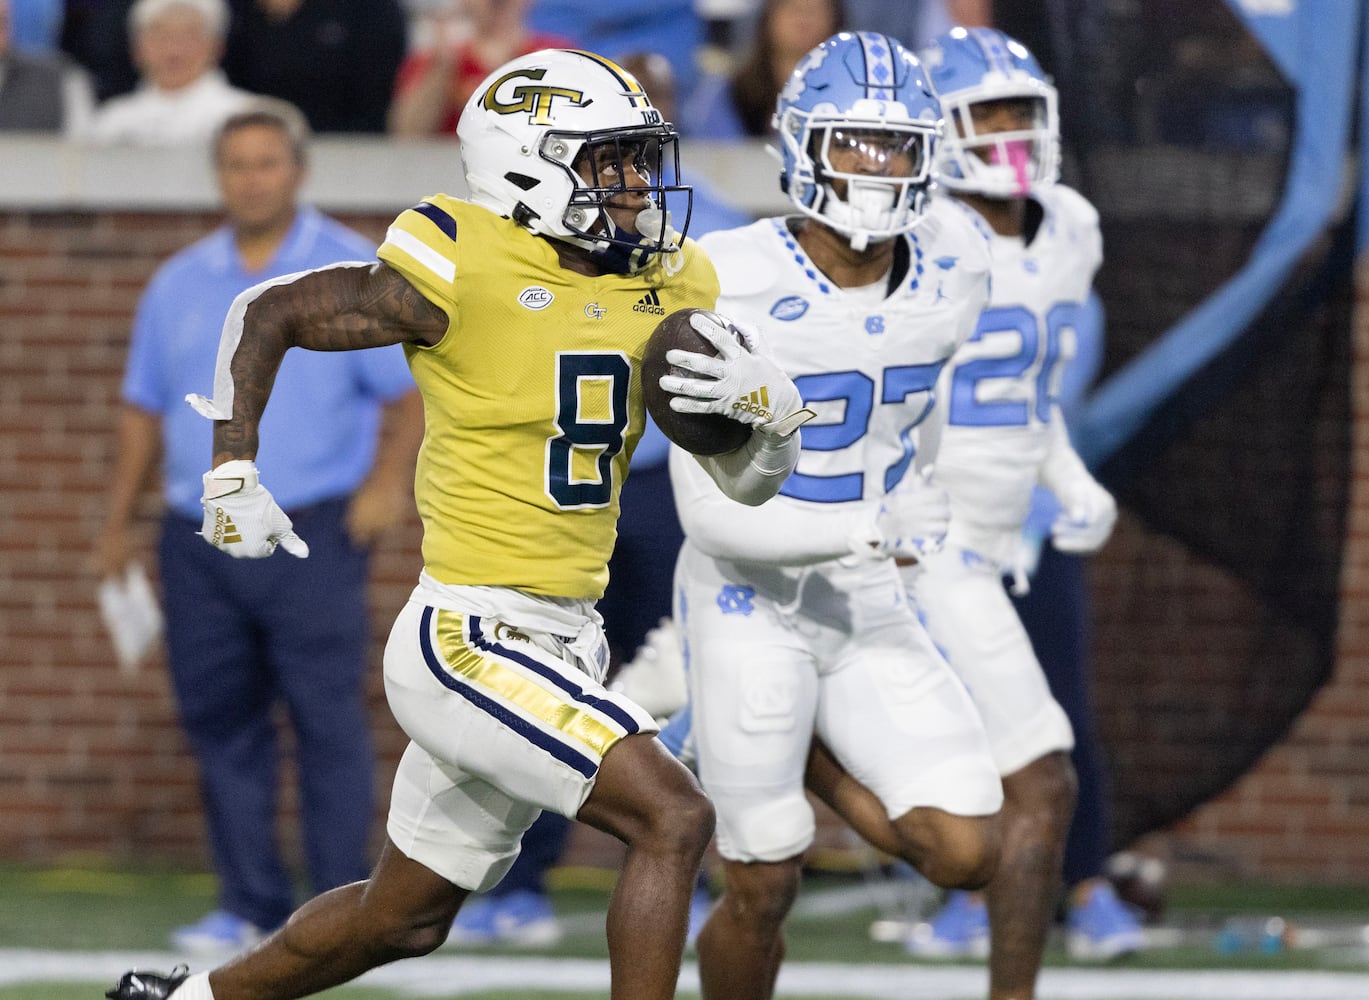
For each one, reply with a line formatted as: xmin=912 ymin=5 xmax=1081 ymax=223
xmin=204 ymin=262 xmax=447 ymax=466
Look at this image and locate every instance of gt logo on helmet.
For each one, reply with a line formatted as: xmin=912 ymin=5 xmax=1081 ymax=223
xmin=482 ymin=68 xmax=587 ymax=125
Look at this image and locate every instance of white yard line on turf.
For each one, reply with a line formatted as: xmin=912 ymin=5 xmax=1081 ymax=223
xmin=7 ymin=951 xmax=1369 ymax=1000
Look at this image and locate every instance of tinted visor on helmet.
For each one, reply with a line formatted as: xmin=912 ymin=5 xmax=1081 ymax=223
xmin=813 ymin=123 xmax=935 ymax=186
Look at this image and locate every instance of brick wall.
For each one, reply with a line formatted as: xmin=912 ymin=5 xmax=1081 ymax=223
xmin=3 ymin=208 xmax=1368 ymax=885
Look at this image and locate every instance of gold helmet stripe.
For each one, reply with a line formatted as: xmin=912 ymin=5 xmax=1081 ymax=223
xmin=564 ymin=49 xmax=652 ymax=108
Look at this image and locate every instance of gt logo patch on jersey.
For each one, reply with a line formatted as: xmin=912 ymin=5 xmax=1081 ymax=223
xmin=584 ymin=302 xmax=607 ymax=320
xmin=769 ymin=295 xmax=810 ymax=321
xmin=518 ymin=286 xmax=554 ymax=310
xmin=482 ymin=68 xmax=588 ymax=125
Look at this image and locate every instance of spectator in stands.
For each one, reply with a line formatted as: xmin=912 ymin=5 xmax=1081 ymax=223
xmin=0 ymin=0 xmax=97 ymax=134
xmin=388 ymin=0 xmax=571 ymax=138
xmin=681 ymin=0 xmax=844 ymax=140
xmin=6 ymin=0 xmax=62 ymax=52
xmin=87 ymin=0 xmax=255 ymax=146
xmin=222 ymin=0 xmax=407 ymax=133
xmin=60 ymin=0 xmax=139 ymax=101
xmin=526 ymin=0 xmax=703 ymax=113
xmin=844 ymin=0 xmax=991 ymax=50
xmin=95 ymin=97 xmax=424 ymax=954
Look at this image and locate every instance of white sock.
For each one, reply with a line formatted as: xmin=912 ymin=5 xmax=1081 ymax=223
xmin=170 ymin=971 xmax=215 ymax=1000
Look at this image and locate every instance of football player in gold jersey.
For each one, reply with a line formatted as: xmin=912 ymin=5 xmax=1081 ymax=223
xmin=108 ymin=49 xmax=813 ymax=1000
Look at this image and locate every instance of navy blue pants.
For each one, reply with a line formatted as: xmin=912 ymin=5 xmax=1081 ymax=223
xmin=601 ymin=462 xmax=684 ymax=665
xmin=1011 ymin=545 xmax=1112 ymax=887
xmin=159 ymin=498 xmax=375 ymax=930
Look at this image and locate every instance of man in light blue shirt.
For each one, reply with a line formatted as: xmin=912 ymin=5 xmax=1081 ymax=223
xmin=96 ymin=97 xmax=423 ymax=955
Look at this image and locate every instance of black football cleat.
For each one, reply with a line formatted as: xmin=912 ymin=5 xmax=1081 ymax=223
xmin=105 ymin=965 xmax=189 ymax=999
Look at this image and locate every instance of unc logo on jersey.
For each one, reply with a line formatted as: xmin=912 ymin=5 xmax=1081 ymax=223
xmin=481 ymin=68 xmax=588 ymax=126
xmin=865 ymin=315 xmax=885 ymax=335
xmin=770 ymin=295 xmax=810 ymax=321
xmin=518 ymin=286 xmax=554 ymax=310
xmin=717 ymin=585 xmax=756 ymax=616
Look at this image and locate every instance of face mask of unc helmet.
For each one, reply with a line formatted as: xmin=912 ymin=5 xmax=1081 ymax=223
xmin=920 ymin=26 xmax=1060 ymax=198
xmin=457 ymin=49 xmax=692 ymax=273
xmin=773 ymin=31 xmax=942 ymax=252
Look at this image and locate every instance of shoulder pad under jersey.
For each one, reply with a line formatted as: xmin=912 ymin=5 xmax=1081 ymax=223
xmin=698 ymin=219 xmax=786 ymax=299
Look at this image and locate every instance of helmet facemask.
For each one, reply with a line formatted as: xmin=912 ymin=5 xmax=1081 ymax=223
xmin=457 ymin=49 xmax=694 ymax=273
xmin=778 ymin=105 xmax=939 ymax=252
xmin=546 ymin=124 xmax=694 ymax=270
xmin=937 ymin=87 xmax=1059 ymax=198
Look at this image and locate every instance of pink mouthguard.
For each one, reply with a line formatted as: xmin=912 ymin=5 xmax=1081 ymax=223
xmin=988 ymin=140 xmax=1033 ymax=195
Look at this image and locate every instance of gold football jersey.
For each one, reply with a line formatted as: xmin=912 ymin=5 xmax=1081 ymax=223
xmin=378 ymin=196 xmax=719 ymax=599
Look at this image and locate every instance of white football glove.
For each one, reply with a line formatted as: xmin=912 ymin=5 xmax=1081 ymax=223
xmin=659 ymin=310 xmax=816 ymax=438
xmin=1050 ymin=477 xmax=1116 ymax=554
xmin=199 ymin=460 xmax=309 ymax=559
xmin=871 ymin=465 xmax=951 ymax=558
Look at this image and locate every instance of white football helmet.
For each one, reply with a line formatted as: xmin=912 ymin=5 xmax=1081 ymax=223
xmin=773 ymin=32 xmax=942 ymax=251
xmin=920 ymin=27 xmax=1060 ymax=197
xmin=457 ymin=48 xmax=691 ymax=270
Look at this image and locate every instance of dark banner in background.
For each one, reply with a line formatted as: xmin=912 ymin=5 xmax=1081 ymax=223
xmin=995 ymin=0 xmax=1357 ymax=846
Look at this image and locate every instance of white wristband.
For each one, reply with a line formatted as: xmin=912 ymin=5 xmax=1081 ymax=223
xmin=202 ymin=459 xmax=260 ymax=500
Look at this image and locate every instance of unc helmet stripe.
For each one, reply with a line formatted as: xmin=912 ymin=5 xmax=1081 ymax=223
xmin=968 ymin=27 xmax=1011 ymax=77
xmin=856 ymin=31 xmax=896 ymax=101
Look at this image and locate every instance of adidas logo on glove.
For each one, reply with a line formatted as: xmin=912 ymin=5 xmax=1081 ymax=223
xmin=732 ymin=387 xmax=774 ymax=421
xmin=209 ymin=508 xmax=242 ymax=546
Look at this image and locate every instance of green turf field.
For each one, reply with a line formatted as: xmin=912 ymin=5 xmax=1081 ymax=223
xmin=4 ymin=863 xmax=1369 ymax=999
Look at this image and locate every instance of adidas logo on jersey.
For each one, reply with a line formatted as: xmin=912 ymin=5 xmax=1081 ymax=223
xmin=733 ymin=387 xmax=773 ymax=421
xmin=633 ymin=289 xmax=666 ymax=315
xmin=209 ymin=508 xmax=242 ymax=546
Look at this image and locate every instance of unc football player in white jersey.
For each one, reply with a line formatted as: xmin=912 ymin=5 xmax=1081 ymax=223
xmin=667 ymin=32 xmax=1004 ymax=1000
xmin=893 ymin=26 xmax=1119 ymax=999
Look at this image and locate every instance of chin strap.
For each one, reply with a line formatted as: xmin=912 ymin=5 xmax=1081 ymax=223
xmin=586 ymin=208 xmax=681 ymax=275
xmin=823 ymin=180 xmax=909 ymax=252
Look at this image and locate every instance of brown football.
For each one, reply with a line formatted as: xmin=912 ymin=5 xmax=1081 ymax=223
xmin=641 ymin=307 xmax=752 ymax=456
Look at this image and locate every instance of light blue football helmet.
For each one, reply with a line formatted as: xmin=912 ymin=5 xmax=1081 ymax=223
xmin=920 ymin=26 xmax=1060 ymax=197
xmin=773 ymin=32 xmax=942 ymax=250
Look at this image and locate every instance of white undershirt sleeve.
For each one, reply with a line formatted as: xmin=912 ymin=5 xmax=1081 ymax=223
xmin=691 ymin=425 xmax=799 ymax=506
xmin=1037 ymin=406 xmax=1093 ymax=496
xmin=670 ymin=446 xmax=880 ymax=565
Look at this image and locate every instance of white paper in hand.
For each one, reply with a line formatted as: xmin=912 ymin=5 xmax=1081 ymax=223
xmin=97 ymin=563 xmax=164 ymax=676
